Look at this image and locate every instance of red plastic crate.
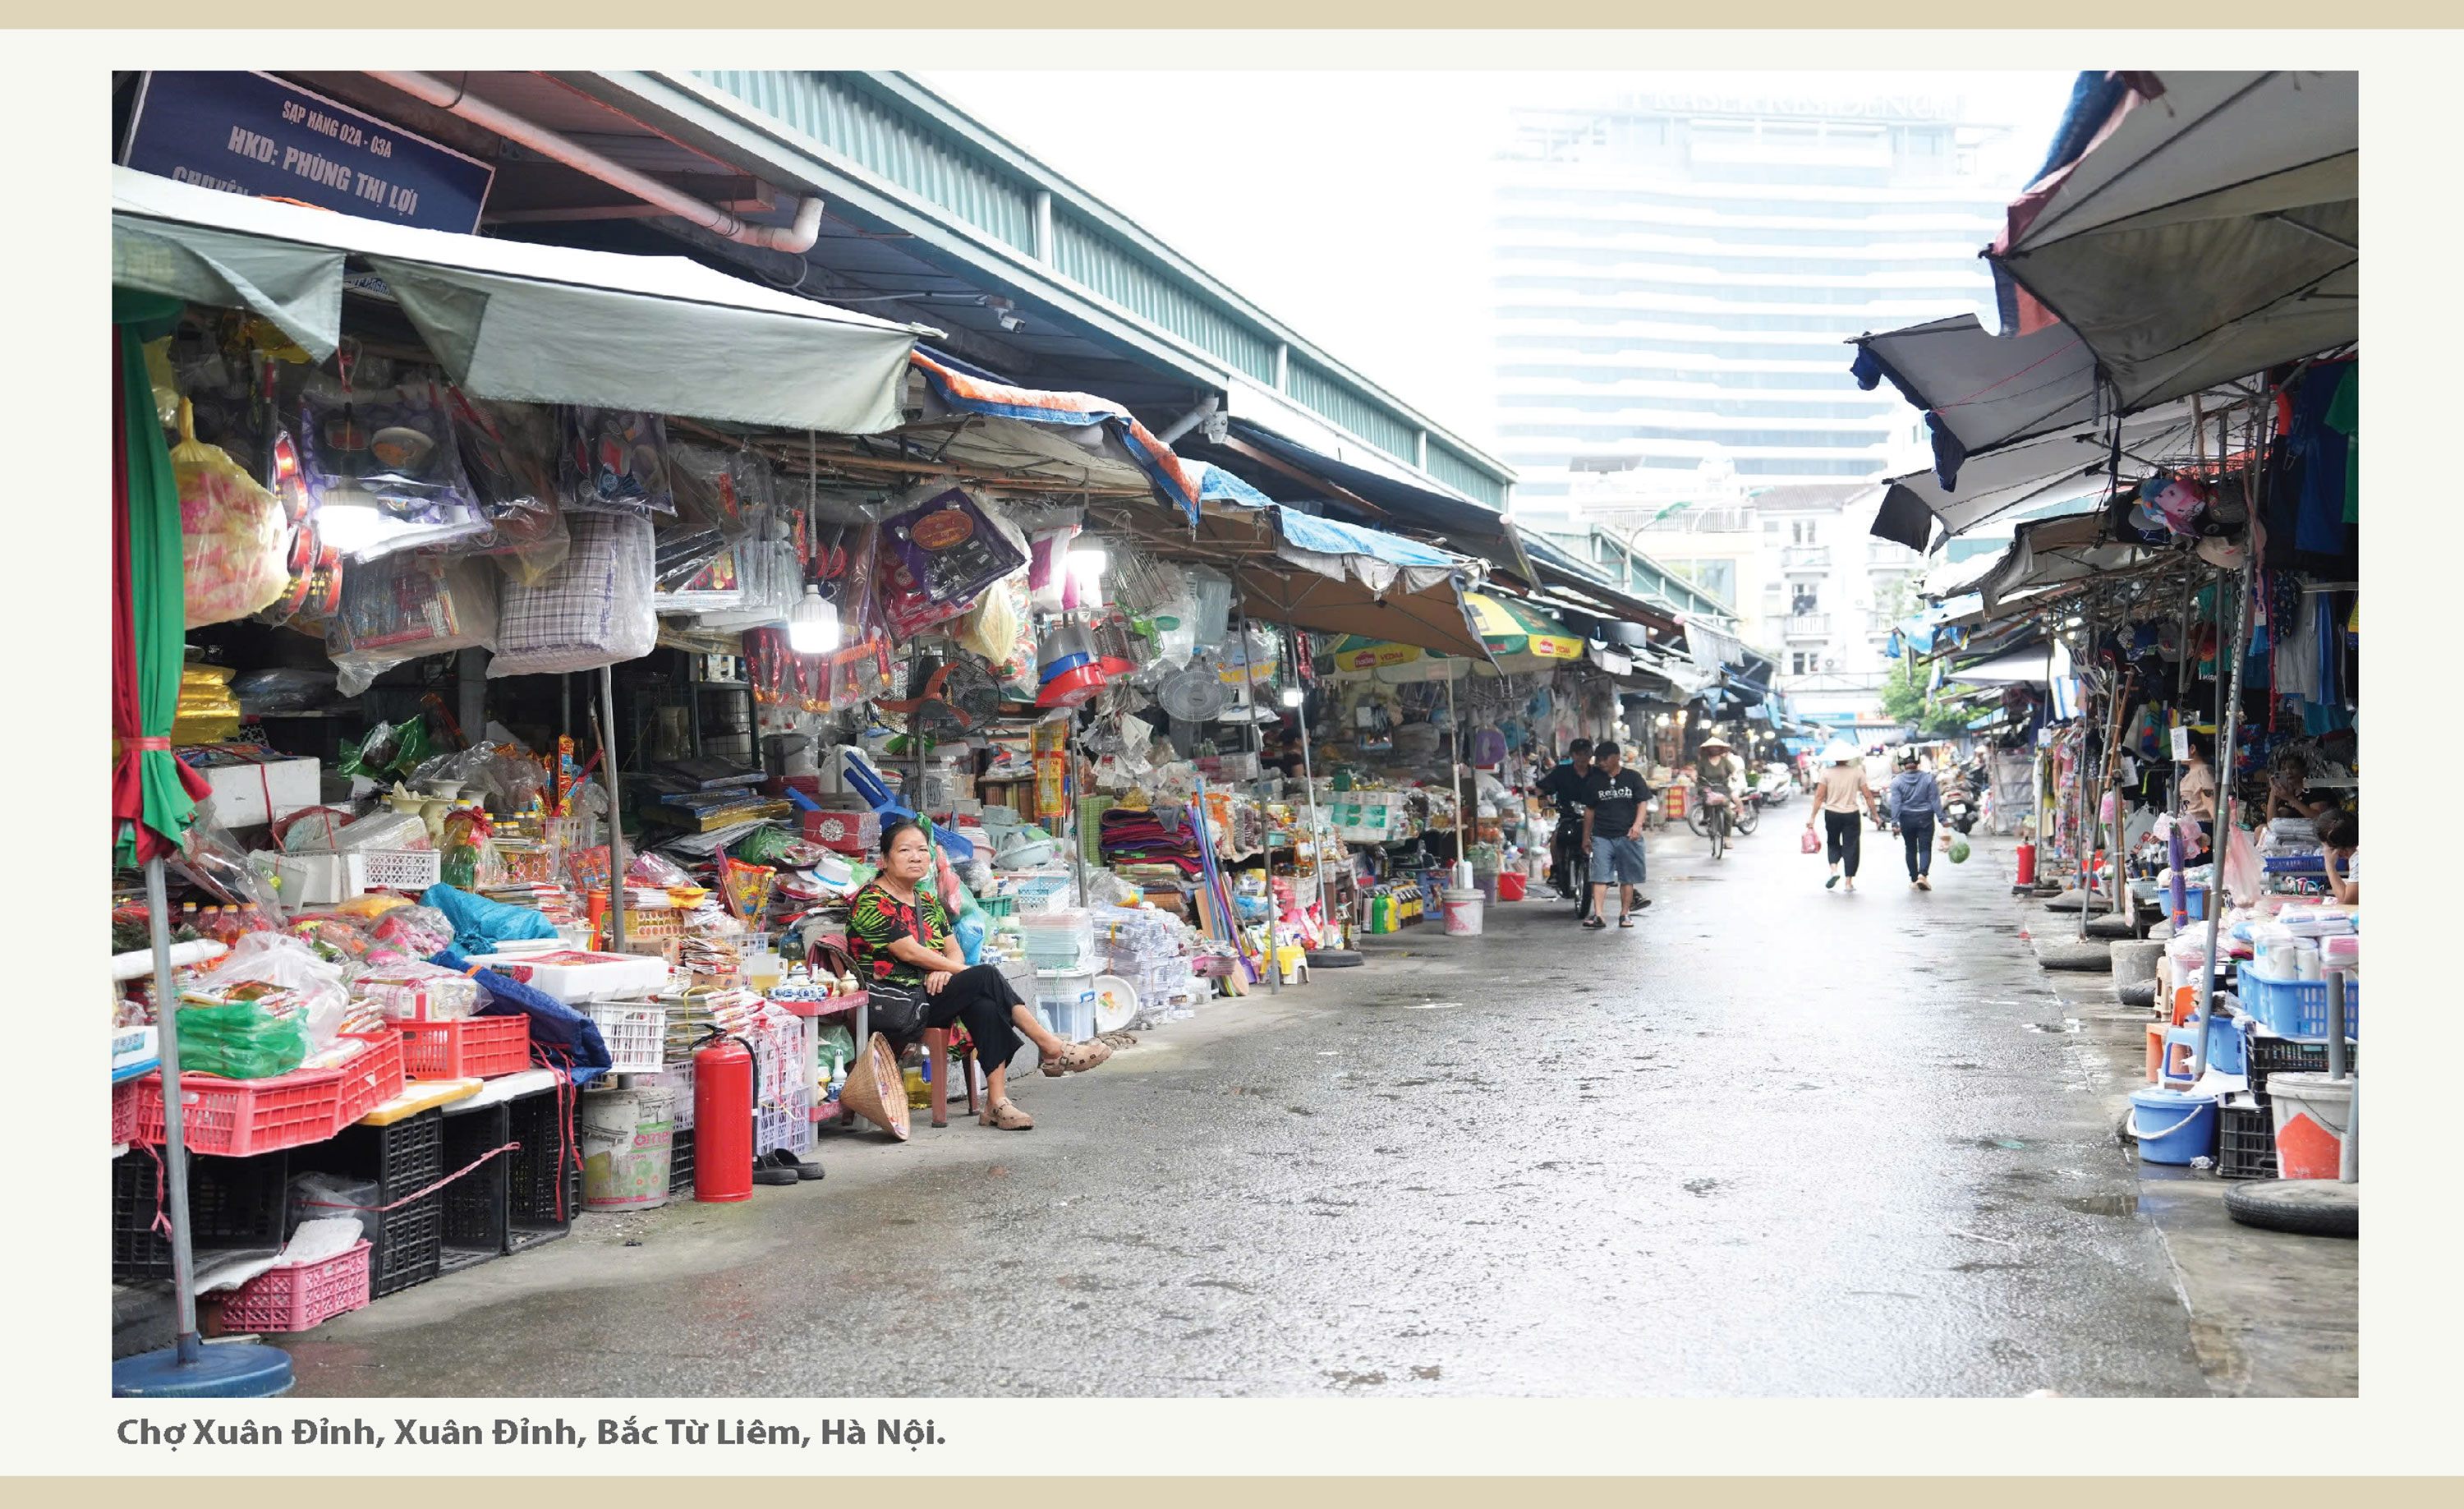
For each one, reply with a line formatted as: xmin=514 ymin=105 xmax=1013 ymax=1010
xmin=398 ymin=1014 xmax=531 ymax=1079
xmin=216 ymin=1240 xmax=371 ymax=1332
xmin=126 ymin=1063 xmax=346 ymax=1157
xmin=112 ymin=1079 xmax=137 ymax=1144
xmin=334 ymin=1032 xmax=407 ymax=1125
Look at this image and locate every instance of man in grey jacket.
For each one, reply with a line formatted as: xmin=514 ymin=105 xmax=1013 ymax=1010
xmin=1886 ymin=752 xmax=1947 ymax=891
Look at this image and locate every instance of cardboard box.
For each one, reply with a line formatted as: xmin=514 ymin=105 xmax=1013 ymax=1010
xmin=191 ymin=755 xmax=321 ymax=829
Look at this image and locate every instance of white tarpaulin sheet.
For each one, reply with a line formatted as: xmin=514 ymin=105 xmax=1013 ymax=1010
xmin=113 ymin=166 xmax=926 ymax=434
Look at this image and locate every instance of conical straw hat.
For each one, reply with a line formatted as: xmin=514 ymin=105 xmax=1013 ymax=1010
xmin=839 ymin=1031 xmax=911 ymax=1140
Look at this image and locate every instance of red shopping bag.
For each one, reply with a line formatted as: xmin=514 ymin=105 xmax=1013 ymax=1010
xmin=1800 ymin=828 xmax=1821 ymax=855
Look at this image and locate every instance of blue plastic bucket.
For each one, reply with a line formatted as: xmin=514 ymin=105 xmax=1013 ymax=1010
xmin=2128 ymin=1088 xmax=2218 ymax=1165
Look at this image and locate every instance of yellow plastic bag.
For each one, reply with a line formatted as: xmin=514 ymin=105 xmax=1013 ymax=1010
xmin=169 ymin=663 xmax=243 ymax=744
xmin=172 ymin=400 xmax=290 ymax=628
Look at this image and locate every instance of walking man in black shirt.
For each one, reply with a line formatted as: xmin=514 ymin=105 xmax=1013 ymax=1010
xmin=1580 ymin=743 xmax=1653 ymax=931
xmin=1536 ymin=738 xmax=1596 ymax=916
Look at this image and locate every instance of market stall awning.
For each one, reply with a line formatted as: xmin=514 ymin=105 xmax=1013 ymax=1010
xmin=1974 ymin=511 xmax=2162 ymax=608
xmin=1867 ymin=398 xmax=2204 ymax=545
xmin=1988 ymin=71 xmax=2358 ymax=411
xmin=1850 ymin=315 xmax=2101 ymax=493
xmin=1946 ymin=642 xmax=2071 ymax=687
xmin=112 ymin=165 xmax=926 ymax=433
xmin=910 ymin=350 xmax=1201 ymax=521
xmin=1103 ymin=495 xmax=1489 ymax=660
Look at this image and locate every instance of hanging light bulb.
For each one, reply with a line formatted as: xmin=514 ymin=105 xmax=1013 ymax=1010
xmin=1280 ymin=684 xmax=1304 ymax=708
xmin=1066 ymin=546 xmax=1109 ymax=608
xmin=787 ymin=583 xmax=840 ymax=656
xmin=310 ymin=485 xmax=388 ymax=555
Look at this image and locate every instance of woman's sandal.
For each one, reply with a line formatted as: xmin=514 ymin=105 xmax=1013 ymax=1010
xmin=980 ymin=1098 xmax=1034 ymax=1131
xmin=1055 ymin=1040 xmax=1113 ymax=1074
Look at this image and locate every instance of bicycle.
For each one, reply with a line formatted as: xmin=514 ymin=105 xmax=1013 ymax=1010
xmin=1698 ymin=785 xmax=1734 ymax=860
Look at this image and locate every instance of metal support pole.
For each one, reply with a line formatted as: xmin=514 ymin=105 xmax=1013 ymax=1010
xmin=600 ymin=663 xmax=627 ymax=951
xmin=1228 ymin=609 xmax=1277 ymax=992
xmin=1442 ymin=662 xmax=1468 ymax=885
xmin=143 ymin=856 xmax=205 ymax=1364
xmin=1289 ymin=622 xmax=1333 ymax=946
xmin=2073 ymin=603 xmax=2094 ymax=943
xmin=2190 ymin=548 xmax=2258 ymax=1078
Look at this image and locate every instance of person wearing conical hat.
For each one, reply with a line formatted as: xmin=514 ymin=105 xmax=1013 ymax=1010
xmin=1804 ymin=741 xmax=1881 ymax=892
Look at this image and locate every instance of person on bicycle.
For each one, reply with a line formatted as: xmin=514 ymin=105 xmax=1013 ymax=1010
xmin=1695 ymin=736 xmax=1747 ymax=841
xmin=1534 ymin=738 xmax=1595 ymax=916
xmin=1580 ymin=743 xmax=1652 ymax=931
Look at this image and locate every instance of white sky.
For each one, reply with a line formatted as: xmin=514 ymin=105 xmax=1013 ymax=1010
xmin=922 ymin=71 xmax=2082 ymax=452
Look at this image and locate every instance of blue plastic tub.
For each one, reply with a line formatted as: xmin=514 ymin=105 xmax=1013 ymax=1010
xmin=2128 ymin=1088 xmax=2218 ymax=1165
xmin=2238 ymin=966 xmax=2360 ymax=1042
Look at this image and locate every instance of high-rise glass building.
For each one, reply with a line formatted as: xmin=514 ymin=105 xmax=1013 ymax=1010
xmin=1492 ymin=88 xmax=2028 ymax=499
xmin=1489 ymin=87 xmax=2038 ymax=731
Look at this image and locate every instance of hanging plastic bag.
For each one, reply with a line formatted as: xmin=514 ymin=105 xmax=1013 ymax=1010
xmin=883 ymin=485 xmax=1027 ymax=605
xmin=173 ymin=1000 xmax=310 ymax=1079
xmin=171 ymin=400 xmax=291 ymax=628
xmin=297 ymin=387 xmax=490 ymax=562
xmin=448 ymin=390 xmax=571 ymax=579
xmin=326 ymin=552 xmax=501 ymax=697
xmin=353 ymin=959 xmax=481 ymax=1021
xmin=490 ymin=512 xmax=657 ymax=676
xmin=956 ymin=575 xmax=1026 ymax=670
xmin=1947 ymin=835 xmax=1972 ymax=864
xmin=558 ymin=406 xmax=676 ymax=517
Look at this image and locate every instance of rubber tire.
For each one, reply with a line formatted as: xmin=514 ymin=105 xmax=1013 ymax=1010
xmin=1735 ymin=802 xmax=1759 ymax=835
xmin=1685 ymin=804 xmax=1708 ymax=836
xmin=2223 ymin=1178 xmax=2357 ymax=1238
xmin=1708 ymin=813 xmax=1725 ymax=861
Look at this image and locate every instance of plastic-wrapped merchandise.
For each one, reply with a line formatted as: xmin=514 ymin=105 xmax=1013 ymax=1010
xmin=171 ymin=400 xmax=291 ymax=628
xmin=354 ymin=959 xmax=481 ymax=1021
xmin=448 ymin=391 xmax=570 ymax=578
xmin=172 ymin=1000 xmax=310 ymax=1080
xmin=490 ymin=512 xmax=657 ymax=676
xmin=229 ymin=667 xmax=338 ymax=717
xmin=168 ymin=664 xmax=244 ymax=745
xmin=336 ymin=718 xmax=433 ymax=784
xmin=884 ymin=486 xmax=1027 ymax=606
xmin=168 ymin=799 xmax=287 ymax=921
xmin=559 ymin=406 xmax=676 ymax=517
xmin=297 ymin=389 xmax=490 ymax=562
xmin=366 ymin=904 xmax=455 ymax=957
xmin=324 ymin=809 xmax=431 ymax=854
xmin=689 ymin=512 xmax=794 ymax=629
xmin=183 ymin=932 xmax=351 ymax=1059
xmin=326 ymin=553 xmax=500 ymax=697
xmin=651 ymin=527 xmax=746 ymax=614
xmin=670 ymin=442 xmax=762 ymax=536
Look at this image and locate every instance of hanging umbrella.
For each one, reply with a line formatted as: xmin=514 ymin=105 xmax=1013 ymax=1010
xmin=112 ymin=292 xmax=210 ymax=864
xmin=111 ymin=292 xmax=292 ymax=1398
xmin=1462 ymin=591 xmax=1585 ymax=673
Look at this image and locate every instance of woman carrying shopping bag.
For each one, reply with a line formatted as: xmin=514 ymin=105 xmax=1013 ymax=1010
xmin=1804 ymin=742 xmax=1881 ymax=891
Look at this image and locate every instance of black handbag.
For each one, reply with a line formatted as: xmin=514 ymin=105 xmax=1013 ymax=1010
xmin=865 ymin=979 xmax=929 ymax=1037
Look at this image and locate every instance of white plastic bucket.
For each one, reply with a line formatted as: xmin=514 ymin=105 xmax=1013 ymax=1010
xmin=2267 ymin=1071 xmax=2354 ymax=1180
xmin=1441 ymin=886 xmax=1484 ymax=936
xmin=581 ymin=1086 xmax=674 ymax=1211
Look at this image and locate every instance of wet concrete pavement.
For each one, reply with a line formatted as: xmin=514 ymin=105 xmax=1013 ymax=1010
xmin=282 ymin=816 xmax=2226 ymax=1397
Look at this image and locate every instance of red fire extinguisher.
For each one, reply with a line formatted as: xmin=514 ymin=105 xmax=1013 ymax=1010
xmin=693 ymin=1031 xmax=756 ymax=1203
xmin=2015 ymin=841 xmax=2038 ymax=886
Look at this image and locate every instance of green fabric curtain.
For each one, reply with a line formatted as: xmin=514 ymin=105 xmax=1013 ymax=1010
xmin=114 ymin=289 xmax=201 ymax=865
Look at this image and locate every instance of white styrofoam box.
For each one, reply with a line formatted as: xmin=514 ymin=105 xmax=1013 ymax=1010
xmin=463 ymin=949 xmax=670 ymax=1003
xmin=193 ymin=756 xmax=321 ymax=829
xmin=252 ymin=849 xmax=365 ymax=909
xmin=113 ymin=1024 xmax=159 ymax=1081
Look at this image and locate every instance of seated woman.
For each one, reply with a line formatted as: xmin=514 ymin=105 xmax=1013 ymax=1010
xmin=2316 ymin=807 xmax=2359 ymax=906
xmin=848 ymin=820 xmax=1110 ymax=1131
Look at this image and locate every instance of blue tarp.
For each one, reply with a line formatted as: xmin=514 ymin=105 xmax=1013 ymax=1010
xmin=1270 ymin=505 xmax=1458 ymax=568
xmin=423 ymin=882 xmax=559 ymax=956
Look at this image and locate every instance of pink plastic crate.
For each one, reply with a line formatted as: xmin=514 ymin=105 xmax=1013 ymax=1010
xmin=217 ymin=1240 xmax=371 ymax=1333
xmin=333 ymin=1033 xmax=407 ymax=1125
xmin=126 ymin=1063 xmax=346 ymax=1157
xmin=397 ymin=1014 xmax=531 ymax=1079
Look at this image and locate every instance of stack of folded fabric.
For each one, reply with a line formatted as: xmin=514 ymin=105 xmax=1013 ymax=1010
xmin=1099 ymin=803 xmax=1203 ymax=876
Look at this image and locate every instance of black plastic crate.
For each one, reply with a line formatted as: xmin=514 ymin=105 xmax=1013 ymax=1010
xmin=669 ymin=1128 xmax=696 ymax=1197
xmin=437 ymin=1102 xmax=509 ymax=1275
xmin=504 ymin=1088 xmax=581 ymax=1252
xmin=292 ymin=1112 xmax=447 ymax=1298
xmin=2215 ymin=1102 xmax=2278 ymax=1180
xmin=113 ymin=1148 xmax=288 ymax=1282
xmin=2245 ymin=1030 xmax=2360 ymax=1107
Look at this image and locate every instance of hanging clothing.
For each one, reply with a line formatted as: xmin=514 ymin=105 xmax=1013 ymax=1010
xmin=2273 ymin=584 xmax=2320 ymax=699
xmin=2324 ymin=366 xmax=2358 ymax=525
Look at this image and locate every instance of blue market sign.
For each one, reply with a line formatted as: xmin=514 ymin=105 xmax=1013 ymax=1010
xmin=121 ymin=72 xmax=494 ymax=234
